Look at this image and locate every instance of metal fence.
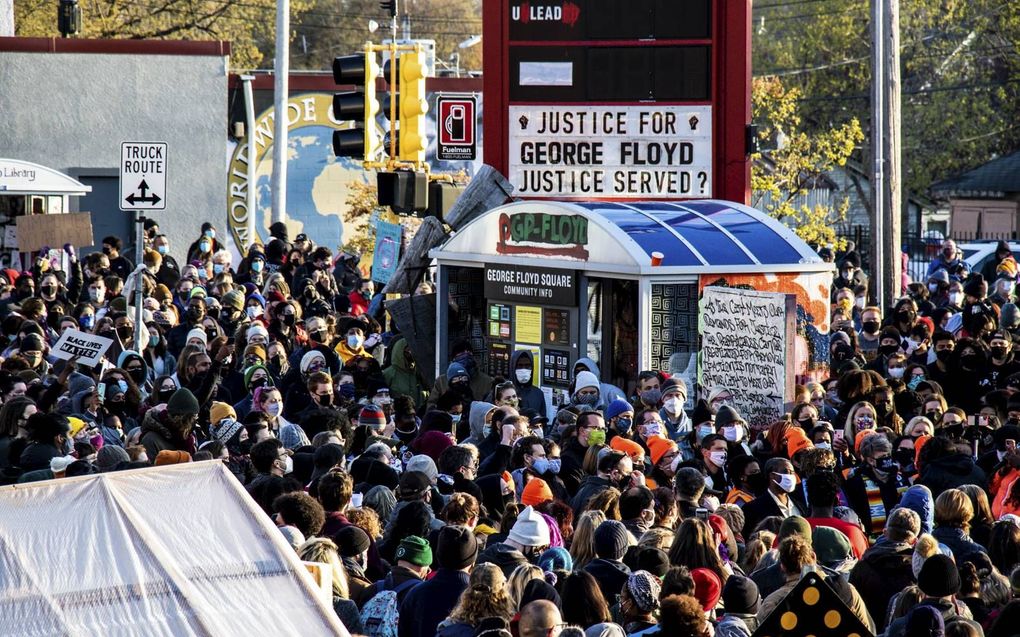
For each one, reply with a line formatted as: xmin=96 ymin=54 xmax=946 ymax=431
xmin=841 ymin=226 xmax=1019 ymax=284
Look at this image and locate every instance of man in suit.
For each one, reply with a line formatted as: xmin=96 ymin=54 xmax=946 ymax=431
xmin=741 ymin=457 xmax=806 ymax=537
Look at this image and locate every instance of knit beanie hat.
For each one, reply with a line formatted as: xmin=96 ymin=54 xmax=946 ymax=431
xmin=786 ymin=426 xmax=814 ymax=459
xmin=585 ymin=623 xmax=627 ymax=637
xmin=186 ymin=327 xmax=207 ymax=346
xmin=166 ymin=387 xmax=200 ymax=416
xmin=243 ymin=364 xmax=273 ymax=390
xmin=594 ymin=520 xmax=629 ymax=560
xmin=334 ymin=526 xmax=370 ymax=558
xmin=662 ymin=377 xmax=688 ymax=399
xmin=626 ymin=570 xmax=662 ymax=613
xmin=410 ymin=430 xmax=453 ymax=462
xmin=521 ymin=578 xmax=562 ymax=608
xmin=714 ymin=405 xmax=745 ymax=429
xmin=211 ymin=418 xmax=244 ymax=446
xmin=918 ymin=554 xmax=961 ymax=598
xmin=96 ymin=445 xmax=130 ymax=472
xmin=300 ymin=350 xmax=327 ymax=374
xmin=647 ymin=436 xmax=678 ymax=466
xmin=574 ymin=370 xmax=600 ymax=393
xmin=446 ymin=362 xmax=469 ymax=383
xmin=395 ymin=535 xmax=433 ymax=567
xmin=154 ymin=450 xmax=192 ymax=466
xmin=437 ymin=525 xmax=478 ymax=570
xmin=522 ymin=478 xmax=554 ymax=506
xmin=691 ymin=567 xmax=723 ymax=611
xmin=50 ymin=455 xmax=76 ymax=473
xmin=508 ymin=505 xmax=551 ymax=547
xmin=963 ymin=273 xmax=987 ymax=299
xmin=538 ymin=546 xmax=573 ymax=572
xmin=209 ymin=401 xmax=236 ymax=425
xmin=359 ymin=404 xmax=387 ymax=431
xmin=221 ymin=289 xmax=245 ymax=311
xmin=405 ymin=454 xmax=438 ymax=483
xmin=635 ymin=547 xmax=670 ymax=578
xmin=605 ymin=399 xmax=633 ymax=420
xmin=609 ymin=436 xmax=644 ymax=461
xmin=722 ymin=574 xmax=760 ymax=614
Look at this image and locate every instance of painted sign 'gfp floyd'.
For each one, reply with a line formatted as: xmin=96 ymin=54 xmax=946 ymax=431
xmin=496 ymin=212 xmax=589 ymax=260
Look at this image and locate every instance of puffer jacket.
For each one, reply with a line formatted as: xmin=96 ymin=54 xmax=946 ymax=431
xmin=716 ymin=614 xmax=757 ymax=637
xmin=139 ymin=405 xmax=193 ymax=460
xmin=917 ymin=453 xmax=987 ymax=498
xmin=897 ymin=484 xmax=935 ymax=534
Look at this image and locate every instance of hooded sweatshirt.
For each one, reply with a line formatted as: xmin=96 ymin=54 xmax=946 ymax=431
xmin=917 ymin=453 xmax=987 ymax=499
xmin=464 ymin=401 xmax=496 ymax=446
xmin=510 ymin=350 xmax=547 ymax=416
xmin=897 ymin=485 xmax=935 ymax=534
xmin=574 ymin=357 xmax=626 ymax=409
xmin=382 ymin=339 xmax=428 ymax=408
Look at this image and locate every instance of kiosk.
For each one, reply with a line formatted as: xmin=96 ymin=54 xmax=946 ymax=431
xmin=0 ymin=159 xmax=92 ymax=269
xmin=432 ymin=199 xmax=833 ymax=418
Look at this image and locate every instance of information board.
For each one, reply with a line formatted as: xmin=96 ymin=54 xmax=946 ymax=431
xmin=699 ymin=286 xmax=795 ymax=430
xmin=515 ymin=306 xmax=543 ymax=344
xmin=508 ymin=105 xmax=712 ymax=199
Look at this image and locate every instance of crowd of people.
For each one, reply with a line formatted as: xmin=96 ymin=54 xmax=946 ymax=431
xmin=4 ymin=226 xmax=1020 ymax=637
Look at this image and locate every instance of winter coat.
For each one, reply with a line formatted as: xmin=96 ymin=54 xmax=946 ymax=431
xmin=475 ymin=542 xmax=529 ymax=579
xmin=435 ymin=621 xmax=476 ymax=637
xmin=139 ymin=406 xmax=190 ymax=460
xmin=716 ymin=614 xmax=756 ymax=637
xmin=932 ymin=526 xmax=989 ymax=567
xmin=885 ymin=598 xmax=968 ymax=637
xmin=427 ymin=368 xmax=493 ymax=411
xmin=560 ymin=436 xmax=588 ymax=496
xmin=583 ymin=558 xmax=631 ymax=603
xmin=917 ymin=454 xmax=987 ymax=498
xmin=19 ymin=441 xmax=62 ymax=472
xmin=848 ymin=537 xmax=914 ymax=632
xmin=510 ymin=349 xmax=547 ymax=416
xmin=463 ymin=401 xmax=496 ymax=447
xmin=398 ymin=569 xmax=469 ymax=637
xmin=842 ymin=465 xmax=910 ymax=536
xmin=570 ymin=474 xmax=614 ymax=518
xmin=381 ymin=339 xmax=429 ymax=408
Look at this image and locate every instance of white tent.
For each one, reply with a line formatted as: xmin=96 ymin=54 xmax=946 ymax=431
xmin=0 ymin=462 xmax=350 ymax=636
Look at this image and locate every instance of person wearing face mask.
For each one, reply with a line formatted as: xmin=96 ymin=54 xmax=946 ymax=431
xmin=926 ymin=269 xmax=951 ymax=309
xmin=569 ymin=371 xmax=602 ymax=412
xmin=843 ymin=433 xmax=910 ymax=538
xmin=714 ymin=404 xmax=752 ymax=458
xmin=865 ymin=326 xmax=903 ymax=376
xmin=150 ymin=234 xmax=181 ymax=288
xmin=507 ymin=350 xmax=545 ymax=416
xmin=186 ymin=223 xmax=221 ymax=263
xmin=926 ymin=330 xmax=956 ymax=390
xmin=232 ymin=363 xmax=273 ymax=420
xmin=17 ymin=333 xmax=49 ymax=375
xmin=740 ymin=458 xmax=803 ymax=537
xmin=19 ymin=412 xmax=73 ymax=472
xmin=217 ymin=289 xmax=246 ymax=335
xmin=696 ymin=434 xmax=731 ymax=496
xmin=100 ymin=236 xmax=134 ymax=282
xmin=658 ymin=377 xmax=693 ymax=445
xmin=246 ymin=438 xmax=300 ymax=514
xmin=645 ymin=435 xmax=678 ymax=489
xmin=857 ymin=306 xmax=883 ymax=362
xmin=166 ymin=296 xmax=207 ymax=358
xmin=725 ymin=455 xmax=764 ymax=507
xmin=605 ymin=399 xmax=636 ymax=444
xmin=117 ymin=351 xmax=150 ymax=395
xmin=427 ymin=341 xmax=492 ymax=411
xmin=570 ymin=449 xmax=633 ymax=518
xmin=560 ymin=412 xmax=609 ymax=497
xmin=946 ymin=339 xmax=988 ymax=414
xmin=927 ymin=239 xmax=961 ymax=277
xmin=980 ymin=331 xmax=1020 ymax=392
xmin=381 ymin=338 xmax=429 ymax=409
xmin=255 ymin=386 xmax=309 ymax=450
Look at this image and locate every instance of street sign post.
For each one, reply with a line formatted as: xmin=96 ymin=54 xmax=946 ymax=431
xmin=120 ymin=141 xmax=167 ymax=211
xmin=437 ymin=94 xmax=477 ymax=161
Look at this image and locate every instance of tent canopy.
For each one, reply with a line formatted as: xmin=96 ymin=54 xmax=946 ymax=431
xmin=0 ymin=158 xmax=92 ymax=195
xmin=433 ymin=199 xmax=829 ymax=275
xmin=0 ymin=462 xmax=347 ymax=637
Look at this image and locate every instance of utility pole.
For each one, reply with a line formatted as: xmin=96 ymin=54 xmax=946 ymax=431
xmin=241 ymin=75 xmax=258 ymax=249
xmin=870 ymin=0 xmax=885 ymax=308
xmin=271 ymin=0 xmax=289 ymax=226
xmin=0 ymin=0 xmax=14 ymax=37
xmin=883 ymin=0 xmax=902 ymax=302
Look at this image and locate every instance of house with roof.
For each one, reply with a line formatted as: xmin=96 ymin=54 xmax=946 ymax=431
xmin=930 ymin=150 xmax=1020 ymax=240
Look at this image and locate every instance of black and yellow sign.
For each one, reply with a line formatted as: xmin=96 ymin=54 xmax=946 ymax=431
xmin=754 ymin=573 xmax=874 ymax=637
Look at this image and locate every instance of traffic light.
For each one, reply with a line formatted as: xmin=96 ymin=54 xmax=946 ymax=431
xmin=397 ymin=50 xmax=428 ymax=164
xmin=58 ymin=0 xmax=81 ymax=37
xmin=331 ymin=49 xmax=381 ymax=161
xmin=377 ymin=170 xmax=428 ymax=214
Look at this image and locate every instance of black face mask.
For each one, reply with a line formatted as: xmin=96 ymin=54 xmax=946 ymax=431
xmin=875 ymin=402 xmax=892 ymax=416
xmin=925 ymin=410 xmax=943 ymax=424
xmin=797 ymin=417 xmax=816 ymax=429
xmin=961 ymin=353 xmax=981 ymax=369
xmin=317 ymin=393 xmax=334 ymax=408
xmin=894 ymin=448 xmax=914 ymax=467
xmin=745 ymin=472 xmax=767 ymax=496
xmin=991 ymin=346 xmax=1008 ymax=360
xmin=128 ymin=368 xmax=145 ymax=385
xmin=875 ymin=456 xmax=897 ymax=473
xmin=250 ymin=377 xmax=269 ymax=391
xmin=862 ymin=321 xmax=880 ymax=334
xmin=186 ymin=307 xmax=204 ymax=323
xmin=879 ymin=343 xmax=900 ymax=356
xmin=395 ymin=428 xmax=417 ymax=443
xmin=936 ymin=348 xmax=954 ymax=363
xmin=896 ymin=310 xmax=916 ymax=324
xmin=618 ymin=473 xmax=633 ymax=490
xmin=158 ymin=389 xmax=175 ymax=403
xmin=41 ymin=285 xmax=56 ymax=297
xmin=116 ymin=326 xmax=133 ymax=341
xmin=280 ymin=314 xmax=296 ymax=327
xmin=205 ymin=329 xmax=218 ymax=342
xmin=220 ymin=310 xmax=237 ymax=324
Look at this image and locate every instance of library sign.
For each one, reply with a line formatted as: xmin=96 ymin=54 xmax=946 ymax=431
xmin=508 ymin=104 xmax=712 ymax=199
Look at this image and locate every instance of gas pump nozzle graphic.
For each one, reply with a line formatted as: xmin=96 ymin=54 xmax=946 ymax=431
xmin=445 ymin=104 xmax=467 ymax=142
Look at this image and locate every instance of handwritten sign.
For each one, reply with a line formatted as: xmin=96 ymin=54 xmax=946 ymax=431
xmin=51 ymin=328 xmax=113 ymax=367
xmin=699 ymin=287 xmax=795 ymax=430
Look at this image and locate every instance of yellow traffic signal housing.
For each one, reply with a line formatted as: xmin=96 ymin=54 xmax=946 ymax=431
xmin=397 ymin=50 xmax=428 ymax=164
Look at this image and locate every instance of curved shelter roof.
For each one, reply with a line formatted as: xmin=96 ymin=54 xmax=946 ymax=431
xmin=433 ymin=199 xmax=830 ymax=275
xmin=0 ymin=159 xmax=92 ymax=196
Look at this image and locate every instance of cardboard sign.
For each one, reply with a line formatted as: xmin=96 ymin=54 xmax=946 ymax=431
xmin=15 ymin=213 xmax=94 ymax=253
xmin=699 ymin=286 xmax=795 ymax=430
xmin=51 ymin=328 xmax=113 ymax=366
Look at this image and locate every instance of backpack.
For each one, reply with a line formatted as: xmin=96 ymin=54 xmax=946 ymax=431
xmin=359 ymin=577 xmax=418 ymax=637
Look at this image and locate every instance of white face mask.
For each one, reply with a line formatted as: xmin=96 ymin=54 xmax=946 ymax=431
xmin=266 ymin=403 xmax=282 ymax=418
xmin=888 ymin=367 xmax=905 ymax=379
xmin=664 ymin=397 xmax=683 ymax=415
xmin=815 ymin=442 xmax=832 ymax=450
xmin=773 ymin=473 xmax=796 ymax=493
xmin=949 ymin=291 xmax=964 ymax=305
xmin=855 ymin=296 xmax=866 ymax=309
xmin=644 ymin=423 xmax=663 ymax=438
xmin=708 ymin=451 xmax=728 ymax=468
xmin=721 ymin=425 xmax=743 ymax=442
xmin=246 ymin=306 xmax=263 ymax=319
xmin=348 ymin=334 xmax=364 ymax=349
xmin=282 ymin=455 xmax=293 ymax=474
xmin=515 ymin=368 xmax=532 ymax=384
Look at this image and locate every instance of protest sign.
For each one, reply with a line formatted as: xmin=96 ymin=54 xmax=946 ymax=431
xmin=51 ymin=328 xmax=113 ymax=366
xmin=699 ymin=286 xmax=795 ymax=430
xmin=15 ymin=213 xmax=93 ymax=253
